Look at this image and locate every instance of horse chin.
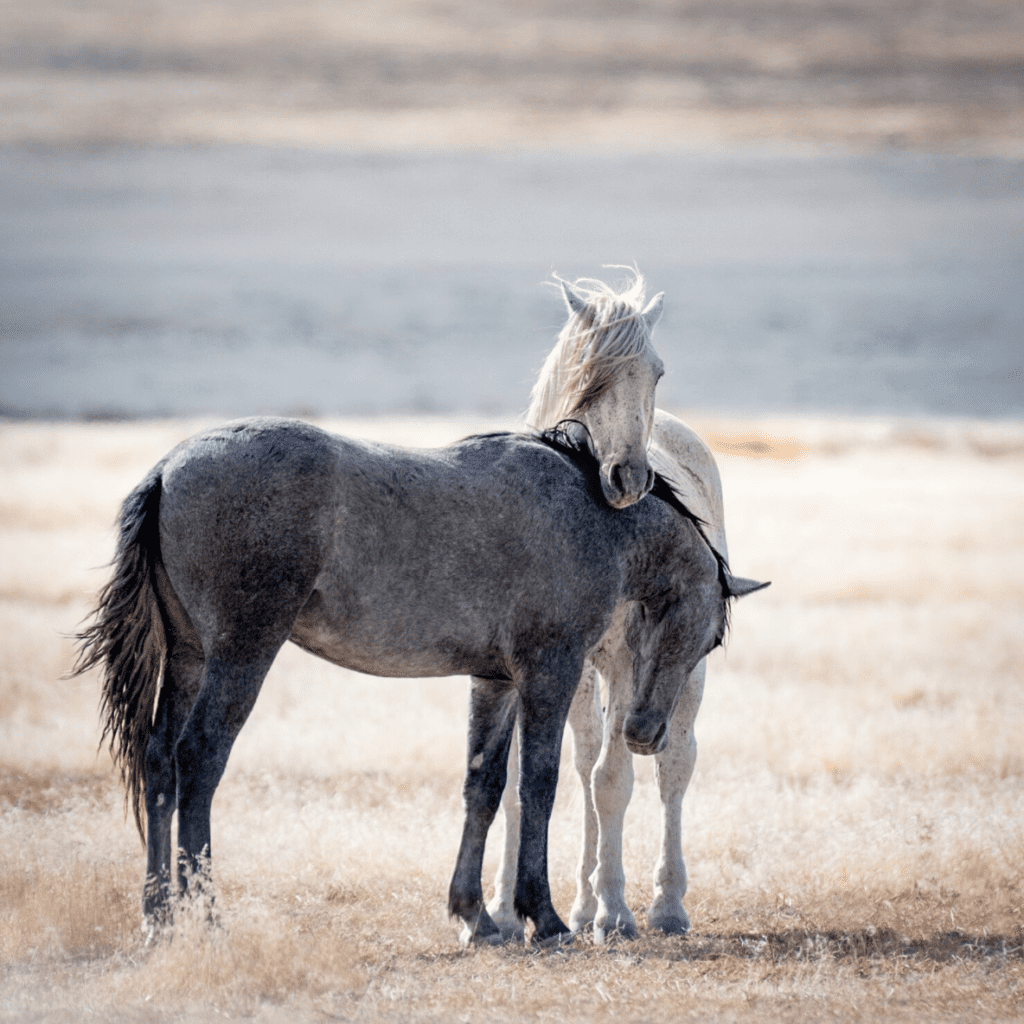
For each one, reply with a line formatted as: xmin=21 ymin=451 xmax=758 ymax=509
xmin=601 ymin=476 xmax=649 ymax=509
xmin=625 ymin=735 xmax=668 ymax=756
xmin=603 ymin=489 xmax=635 ymax=510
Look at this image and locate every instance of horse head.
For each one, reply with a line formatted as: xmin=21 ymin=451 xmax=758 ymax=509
xmin=623 ymin=517 xmax=769 ymax=756
xmin=528 ymin=272 xmax=665 ymax=509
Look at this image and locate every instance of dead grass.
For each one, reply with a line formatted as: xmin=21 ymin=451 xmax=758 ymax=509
xmin=1 ymin=412 xmax=1023 ymax=1022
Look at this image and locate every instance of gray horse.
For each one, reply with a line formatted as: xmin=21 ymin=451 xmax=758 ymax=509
xmin=74 ymin=418 xmax=764 ymax=945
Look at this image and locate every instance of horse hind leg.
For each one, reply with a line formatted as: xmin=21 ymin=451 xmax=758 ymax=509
xmin=648 ymin=658 xmax=706 ymax=935
xmin=173 ymin=648 xmax=283 ymax=910
xmin=142 ymin=643 xmax=204 ymax=939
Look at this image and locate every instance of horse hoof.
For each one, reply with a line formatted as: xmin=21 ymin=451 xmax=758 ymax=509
xmin=594 ymin=919 xmax=638 ymax=945
xmin=531 ymin=929 xmax=575 ymax=949
xmin=486 ymin=901 xmax=525 ymax=943
xmin=650 ymin=914 xmax=690 ymax=936
xmin=649 ymin=904 xmax=691 ymax=935
xmin=459 ymin=923 xmax=505 ymax=948
xmin=141 ymin=916 xmax=170 ymax=947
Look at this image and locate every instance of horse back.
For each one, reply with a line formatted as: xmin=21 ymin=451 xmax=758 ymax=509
xmin=297 ymin=430 xmax=626 ymax=680
xmin=152 ymin=420 xmax=624 ymax=678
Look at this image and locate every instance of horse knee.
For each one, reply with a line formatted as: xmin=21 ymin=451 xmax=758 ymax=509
xmin=593 ymin=737 xmax=633 ymax=803
xmin=654 ymin=728 xmax=698 ymax=800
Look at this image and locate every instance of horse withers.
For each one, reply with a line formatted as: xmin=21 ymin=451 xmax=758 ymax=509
xmin=74 ymin=418 xmax=765 ymax=945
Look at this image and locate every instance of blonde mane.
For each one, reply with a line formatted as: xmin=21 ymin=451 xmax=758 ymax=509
xmin=527 ymin=272 xmax=653 ymax=429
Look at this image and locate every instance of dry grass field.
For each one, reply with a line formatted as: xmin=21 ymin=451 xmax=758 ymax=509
xmin=1 ymin=412 xmax=1022 ymax=1022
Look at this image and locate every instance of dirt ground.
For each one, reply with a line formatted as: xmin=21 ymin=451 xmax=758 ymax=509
xmin=2 ymin=0 xmax=1023 ymax=152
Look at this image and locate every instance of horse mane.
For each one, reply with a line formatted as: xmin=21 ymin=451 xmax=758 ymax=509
xmin=534 ymin=423 xmax=736 ymax=604
xmin=526 ymin=271 xmax=654 ymax=429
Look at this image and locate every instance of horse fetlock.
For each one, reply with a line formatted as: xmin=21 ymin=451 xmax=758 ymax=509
xmin=569 ymin=891 xmax=598 ymax=933
xmin=143 ymin=871 xmax=174 ymax=910
xmin=527 ymin=903 xmax=572 ymax=946
xmin=485 ymin=896 xmax=525 ymax=942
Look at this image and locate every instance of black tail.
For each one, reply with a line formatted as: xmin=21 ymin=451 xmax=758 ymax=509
xmin=72 ymin=466 xmax=167 ymax=844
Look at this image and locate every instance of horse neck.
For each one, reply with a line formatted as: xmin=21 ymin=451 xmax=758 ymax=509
xmin=527 ymin=304 xmax=653 ymax=433
xmin=616 ymin=501 xmax=684 ymax=600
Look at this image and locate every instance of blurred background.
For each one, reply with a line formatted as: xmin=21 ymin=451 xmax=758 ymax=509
xmin=1 ymin=0 xmax=1023 ymax=420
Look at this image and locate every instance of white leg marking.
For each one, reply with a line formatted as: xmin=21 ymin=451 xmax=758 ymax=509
xmin=590 ymin=651 xmax=637 ymax=944
xmin=649 ymin=659 xmax=705 ymax=934
xmin=486 ymin=726 xmax=524 ymax=941
xmin=567 ymin=663 xmax=602 ymax=933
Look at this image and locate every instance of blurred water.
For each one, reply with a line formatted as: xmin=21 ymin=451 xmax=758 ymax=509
xmin=1 ymin=146 xmax=1021 ymax=419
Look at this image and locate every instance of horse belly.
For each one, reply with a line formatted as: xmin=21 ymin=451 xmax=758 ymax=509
xmin=289 ymin=594 xmax=507 ymax=680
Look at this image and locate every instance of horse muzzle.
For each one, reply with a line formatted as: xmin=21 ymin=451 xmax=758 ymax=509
xmin=602 ymin=462 xmax=656 ymax=509
xmin=623 ymin=712 xmax=669 ymax=756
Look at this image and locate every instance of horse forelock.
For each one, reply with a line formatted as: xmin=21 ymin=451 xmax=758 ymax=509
xmin=527 ymin=273 xmax=654 ymax=429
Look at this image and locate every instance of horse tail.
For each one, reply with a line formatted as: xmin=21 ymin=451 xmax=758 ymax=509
xmin=73 ymin=465 xmax=167 ymax=844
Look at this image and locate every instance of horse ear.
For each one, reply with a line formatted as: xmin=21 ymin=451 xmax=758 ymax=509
xmin=724 ymin=573 xmax=770 ymax=599
xmin=641 ymin=292 xmax=664 ymax=330
xmin=561 ymin=281 xmax=588 ymax=318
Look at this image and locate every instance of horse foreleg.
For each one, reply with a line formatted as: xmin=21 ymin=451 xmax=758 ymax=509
xmin=590 ymin=669 xmax=637 ymax=944
xmin=514 ymin=662 xmax=579 ymax=945
xmin=566 ymin=662 xmax=602 ymax=933
xmin=485 ymin=727 xmax=525 ymax=941
xmin=449 ymin=677 xmax=518 ymax=946
xmin=649 ymin=659 xmax=705 ymax=935
xmin=174 ymin=654 xmax=275 ymax=911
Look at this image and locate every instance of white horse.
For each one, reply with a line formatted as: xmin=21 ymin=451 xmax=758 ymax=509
xmin=528 ymin=272 xmax=666 ymax=509
xmin=488 ymin=272 xmax=728 ymax=943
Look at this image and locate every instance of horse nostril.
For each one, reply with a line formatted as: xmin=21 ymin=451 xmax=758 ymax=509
xmin=608 ymin=463 xmax=625 ymax=495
